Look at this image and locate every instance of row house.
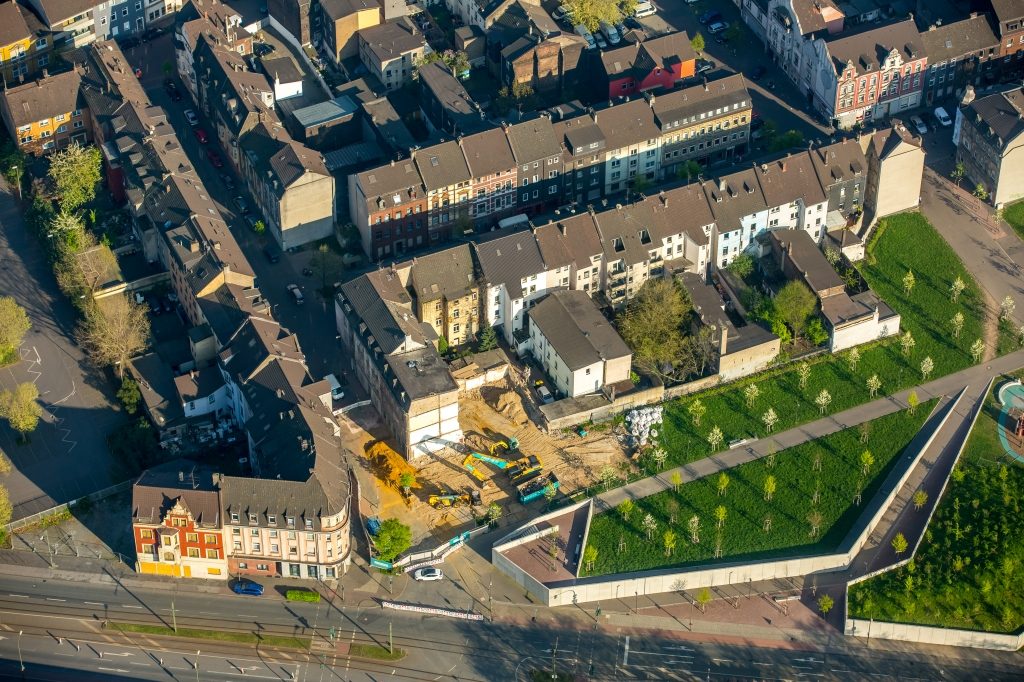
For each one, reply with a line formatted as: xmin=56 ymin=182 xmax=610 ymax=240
xmin=416 ymin=138 xmax=474 ymax=239
xmin=0 ymin=68 xmax=87 ymax=155
xmin=555 ymin=110 xmax=608 ymax=208
xmin=808 ymin=136 xmax=868 ymax=229
xmin=460 ymin=127 xmax=518 ymax=222
xmin=766 ymin=0 xmax=846 ymax=95
xmin=505 ymin=114 xmax=563 ymax=216
xmin=174 ymin=0 xmax=250 ymax=101
xmin=919 ymin=13 xmax=1000 ymax=107
xmin=595 ymin=98 xmax=663 ymax=196
xmin=990 ymin=0 xmax=1024 ymax=60
xmin=955 ymin=85 xmax=1024 ymax=208
xmin=349 ymin=158 xmax=429 ymax=259
xmin=356 ymin=17 xmax=428 ymax=91
xmin=26 ymin=0 xmax=97 ymax=48
xmin=752 ymin=153 xmax=829 ymax=243
xmin=703 ymin=166 xmax=770 ymax=269
xmin=814 ymin=19 xmax=927 ymax=129
xmin=336 ymin=269 xmax=462 ymax=458
xmin=398 ymin=244 xmax=481 ymax=347
xmin=0 ymin=1 xmax=52 ymax=83
xmin=651 ymin=74 xmax=753 ymax=177
xmin=599 ymin=31 xmax=697 ymax=100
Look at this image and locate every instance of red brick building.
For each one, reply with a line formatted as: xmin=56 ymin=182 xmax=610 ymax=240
xmin=599 ymin=32 xmax=697 ymax=99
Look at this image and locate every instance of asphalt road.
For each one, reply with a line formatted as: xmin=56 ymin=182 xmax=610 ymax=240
xmin=0 ymin=572 xmax=1020 ymax=681
xmin=0 ymin=178 xmax=123 ymax=519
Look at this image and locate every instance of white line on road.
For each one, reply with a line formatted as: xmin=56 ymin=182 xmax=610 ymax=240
xmin=832 ymin=670 xmax=853 ymax=674
xmin=623 ymin=636 xmax=629 ymax=666
xmin=712 ymin=658 xmax=735 ymax=664
xmin=754 ymin=662 xmax=773 ymax=667
xmin=793 ymin=665 xmax=812 ymax=669
xmin=100 ymin=652 xmax=133 ymax=657
xmin=97 ymin=667 xmax=130 ymax=674
xmin=121 ymin=605 xmax=142 ymax=609
xmin=217 ymin=672 xmax=276 ymax=680
xmin=8 ymin=595 xmax=29 ymax=599
xmin=45 ymin=598 xmax=66 ymax=602
xmin=129 ymin=662 xmax=150 ymax=666
xmin=84 ymin=601 xmax=104 ymax=606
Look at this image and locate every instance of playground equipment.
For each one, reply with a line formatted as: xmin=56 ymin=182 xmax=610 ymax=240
xmin=518 ymin=472 xmax=559 ymax=504
xmin=507 ymin=455 xmax=543 ymax=483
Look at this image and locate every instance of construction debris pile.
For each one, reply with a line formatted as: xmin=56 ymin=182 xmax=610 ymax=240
xmin=626 ymin=406 xmax=663 ymax=448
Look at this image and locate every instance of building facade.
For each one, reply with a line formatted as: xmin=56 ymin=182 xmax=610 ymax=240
xmin=955 ymin=85 xmax=1024 ymax=207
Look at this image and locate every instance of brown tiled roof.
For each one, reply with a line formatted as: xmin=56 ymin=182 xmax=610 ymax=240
xmin=651 ymin=74 xmax=751 ymax=131
xmin=0 ymin=2 xmax=32 ymax=49
xmin=132 ymin=460 xmax=221 ymax=526
xmin=534 ymin=212 xmax=603 ymax=270
xmin=404 ymin=244 xmax=477 ymax=302
xmin=358 ymin=17 xmax=425 ymax=62
xmin=600 ymin=31 xmax=696 ymax=80
xmin=1 ymin=69 xmax=82 ymax=128
xmin=990 ymin=0 xmax=1024 ymax=24
xmin=825 ymin=19 xmax=924 ymax=76
xmin=920 ymin=14 xmax=999 ymax=63
xmin=31 ymin=0 xmax=95 ymax=25
xmin=414 ymin=139 xmax=471 ymax=191
xmin=754 ymin=153 xmax=827 ymax=208
xmin=528 ymin=291 xmax=630 ymax=371
xmin=459 ymin=127 xmax=515 ymax=179
xmin=808 ymin=138 xmax=868 ymax=188
xmin=791 ymin=0 xmax=844 ymax=35
xmin=702 ymin=167 xmax=769 ymax=232
xmin=593 ymin=98 xmax=659 ymax=151
xmin=356 ymin=158 xmax=425 ymax=210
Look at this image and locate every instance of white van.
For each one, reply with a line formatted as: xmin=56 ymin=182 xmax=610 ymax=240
xmin=634 ymin=1 xmax=656 ymax=18
xmin=575 ymin=24 xmax=597 ymax=50
xmin=600 ymin=21 xmax=621 ymax=45
xmin=325 ymin=374 xmax=345 ymax=401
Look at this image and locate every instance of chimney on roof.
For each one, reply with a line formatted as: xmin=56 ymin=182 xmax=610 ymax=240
xmin=659 ymin=190 xmax=667 ymax=206
xmin=781 ymin=160 xmax=787 ymax=172
xmin=717 ymin=179 xmax=726 ymax=192
xmin=178 ymin=471 xmax=184 ymax=482
xmin=591 ymin=109 xmax=598 ymax=122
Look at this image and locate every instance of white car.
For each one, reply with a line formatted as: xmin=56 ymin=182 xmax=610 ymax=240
xmin=184 ymin=109 xmax=199 ymax=126
xmin=287 ymin=284 xmax=304 ymax=304
xmin=708 ymin=20 xmax=730 ymax=34
xmin=413 ymin=567 xmax=444 ymax=582
xmin=634 ymin=0 xmax=657 ymax=17
xmin=934 ymin=106 xmax=952 ymax=127
xmin=910 ymin=115 xmax=928 ymax=136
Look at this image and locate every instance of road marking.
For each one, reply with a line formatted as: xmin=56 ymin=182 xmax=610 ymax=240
xmin=84 ymin=601 xmax=104 ymax=606
xmin=793 ymin=665 xmax=813 ymax=669
xmin=832 ymin=670 xmax=853 ymax=674
xmin=97 ymin=667 xmax=130 ymax=673
xmin=45 ymin=598 xmax=66 ymax=602
xmin=218 ymin=672 xmax=276 ymax=680
xmin=754 ymin=662 xmax=773 ymax=666
xmin=712 ymin=658 xmax=735 ymax=664
xmin=8 ymin=594 xmax=30 ymax=599
xmin=101 ymin=652 xmax=134 ymax=657
xmin=623 ymin=636 xmax=629 ymax=666
xmin=199 ymin=611 xmax=217 ymax=615
xmin=129 ymin=662 xmax=150 ymax=666
xmin=121 ymin=605 xmax=142 ymax=609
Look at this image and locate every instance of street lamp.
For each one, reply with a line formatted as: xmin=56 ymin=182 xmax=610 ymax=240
xmin=194 ymin=650 xmax=200 ymax=682
xmin=17 ymin=630 xmax=24 ymax=672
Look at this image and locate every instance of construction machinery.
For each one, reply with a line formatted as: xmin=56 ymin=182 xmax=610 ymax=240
xmin=507 ymin=455 xmax=543 ymax=483
xmin=461 ymin=454 xmax=489 ymax=482
xmin=465 ymin=450 xmax=514 ymax=470
xmin=518 ymin=472 xmax=560 ymax=504
xmin=489 ymin=437 xmax=519 ymax=456
xmin=429 ymin=492 xmax=472 ymax=508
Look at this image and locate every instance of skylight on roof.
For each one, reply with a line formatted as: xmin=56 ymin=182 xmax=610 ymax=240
xmin=430 ymin=156 xmax=439 ymax=166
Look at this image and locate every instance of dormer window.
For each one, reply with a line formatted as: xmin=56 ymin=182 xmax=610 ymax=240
xmin=305 ymin=518 xmax=313 ymax=530
xmin=249 ymin=513 xmax=258 ymax=524
xmin=612 ymin=237 xmax=624 ymax=252
xmin=230 ymin=512 xmax=239 ymax=523
xmin=286 ymin=516 xmax=295 ymax=528
xmin=268 ymin=515 xmax=276 ymax=525
xmin=638 ymin=229 xmax=651 ymax=245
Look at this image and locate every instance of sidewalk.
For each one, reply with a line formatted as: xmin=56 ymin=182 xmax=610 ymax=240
xmin=596 ymin=349 xmax=1024 ymax=510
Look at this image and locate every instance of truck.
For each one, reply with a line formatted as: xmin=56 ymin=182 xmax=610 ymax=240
xmin=518 ymin=472 xmax=560 ymax=504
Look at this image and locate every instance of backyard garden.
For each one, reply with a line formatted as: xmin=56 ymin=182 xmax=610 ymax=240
xmin=655 ymin=213 xmax=989 ymax=469
xmin=848 ymin=380 xmax=1024 ymax=633
xmin=582 ymin=401 xmax=935 ymax=576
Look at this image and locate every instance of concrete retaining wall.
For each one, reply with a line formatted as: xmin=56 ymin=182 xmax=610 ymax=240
xmin=499 ymin=390 xmax=965 ymax=607
xmin=845 ymin=618 xmax=1023 ymax=650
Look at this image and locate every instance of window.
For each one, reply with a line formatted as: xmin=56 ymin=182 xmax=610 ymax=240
xmin=57 ymin=125 xmax=67 ymax=133
xmin=257 ymin=564 xmax=269 ymax=571
xmin=286 ymin=517 xmax=295 ymax=528
xmin=204 ymin=534 xmax=217 ymax=544
xmin=252 ymin=543 xmax=261 ymax=552
xmin=140 ymin=529 xmax=153 ymax=539
xmin=122 ymin=8 xmax=128 ymax=15
xmin=232 ymin=528 xmax=240 ymax=536
xmin=186 ymin=533 xmax=198 ymax=543
xmin=251 ymin=528 xmax=259 ymax=536
xmin=304 ymin=518 xmax=313 ymax=530
xmin=271 ymin=543 xmax=279 ymax=553
xmin=249 ymin=513 xmax=258 ymax=524
xmin=187 ymin=548 xmax=200 ymax=558
xmin=173 ymin=517 xmax=187 ymax=527
xmin=206 ymin=549 xmax=218 ymax=559
xmin=238 ymin=562 xmax=248 ymax=569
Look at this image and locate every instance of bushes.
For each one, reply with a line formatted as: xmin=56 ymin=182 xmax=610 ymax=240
xmin=285 ymin=589 xmax=321 ymax=603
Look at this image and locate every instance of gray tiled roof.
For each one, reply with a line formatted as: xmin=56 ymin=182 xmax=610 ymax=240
xmin=808 ymin=138 xmax=867 ymax=187
xmin=528 ymin=291 xmax=630 ymax=371
xmin=473 ymin=230 xmax=547 ymax=299
xmin=340 ymin=269 xmax=428 ymax=354
xmin=920 ymin=14 xmax=999 ymax=63
xmin=129 ymin=352 xmax=183 ymax=429
xmin=358 ymin=17 xmax=426 ymax=63
xmin=990 ymin=0 xmax=1024 ymax=23
xmin=963 ymin=86 xmax=1024 ymax=149
xmin=240 ymin=122 xmax=329 ymax=193
xmin=0 ymin=2 xmax=32 ymax=50
xmin=262 ymin=57 xmax=304 ymax=85
xmin=534 ymin=212 xmax=603 ymax=270
xmin=770 ymin=229 xmax=845 ymax=294
xmin=505 ymin=117 xmax=562 ymax=164
xmin=703 ymin=167 xmax=770 ymax=232
xmin=132 ymin=460 xmax=221 ymax=526
xmin=1 ymin=69 xmax=82 ymax=128
xmin=320 ymin=0 xmax=380 ymax=22
xmin=30 ymin=0 xmax=95 ymax=25
xmin=459 ymin=127 xmax=515 ymax=179
xmin=755 ymin=154 xmax=827 ymax=208
xmin=592 ymin=98 xmax=659 ymax=151
xmin=404 ymin=244 xmax=477 ymax=302
xmin=651 ymin=74 xmax=750 ymax=131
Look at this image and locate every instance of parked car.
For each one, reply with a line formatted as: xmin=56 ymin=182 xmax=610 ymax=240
xmin=708 ymin=20 xmax=730 ymax=34
xmin=574 ymin=24 xmax=597 ymax=50
xmin=287 ymin=284 xmax=305 ymax=304
xmin=413 ymin=567 xmax=444 ymax=582
xmin=634 ymin=0 xmax=656 ymax=17
xmin=910 ymin=115 xmax=928 ymax=136
xmin=234 ymin=196 xmax=250 ymax=214
xmin=231 ymin=579 xmax=264 ymax=596
xmin=600 ymin=21 xmax=621 ymax=46
xmin=161 ymin=295 xmax=174 ymax=313
xmin=194 ymin=127 xmax=208 ymax=144
xmin=263 ymin=245 xmax=280 ymax=263
xmin=751 ymin=65 xmax=766 ymax=80
xmin=163 ymin=78 xmax=182 ymax=102
xmin=696 ymin=59 xmax=715 ymax=75
xmin=206 ymin=149 xmax=224 ymax=168
xmin=146 ymin=294 xmax=162 ymax=314
xmin=594 ymin=32 xmax=608 ymax=50
xmin=221 ymin=173 xmax=235 ymax=190
xmin=536 ymin=385 xmax=554 ymax=405
xmin=552 ymin=5 xmax=569 ymax=22
xmin=700 ymin=10 xmax=722 ymax=25
xmin=184 ymin=109 xmax=199 ymax=126
xmin=934 ymin=106 xmax=952 ymax=127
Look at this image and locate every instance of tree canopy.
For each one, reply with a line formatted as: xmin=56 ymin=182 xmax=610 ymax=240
xmin=77 ymin=294 xmax=150 ymax=377
xmin=564 ymin=0 xmax=630 ymax=32
xmin=0 ymin=382 xmax=42 ymax=438
xmin=617 ymin=279 xmax=690 ymax=380
xmin=0 ymin=297 xmax=31 ymax=363
xmin=48 ymin=142 xmax=102 ymax=212
xmin=774 ymin=280 xmax=817 ymax=338
xmin=374 ymin=518 xmax=412 ymax=562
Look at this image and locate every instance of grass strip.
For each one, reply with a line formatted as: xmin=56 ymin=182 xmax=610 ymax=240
xmin=111 ymin=622 xmax=310 ymax=649
xmin=349 ymin=643 xmax=406 ymax=660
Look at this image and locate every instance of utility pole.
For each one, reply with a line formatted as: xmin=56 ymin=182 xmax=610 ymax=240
xmin=18 ymin=630 xmax=24 ymax=672
xmin=551 ymin=635 xmax=558 ymax=679
xmin=388 ymin=621 xmax=393 ymax=654
xmin=171 ymin=600 xmax=178 ymax=633
xmin=194 ymin=650 xmax=200 ymax=682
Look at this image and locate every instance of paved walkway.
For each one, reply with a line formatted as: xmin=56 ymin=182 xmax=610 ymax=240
xmin=595 ymin=349 xmax=1024 ymax=510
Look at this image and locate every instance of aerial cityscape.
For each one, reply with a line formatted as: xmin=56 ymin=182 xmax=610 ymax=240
xmin=0 ymin=0 xmax=1023 ymax=679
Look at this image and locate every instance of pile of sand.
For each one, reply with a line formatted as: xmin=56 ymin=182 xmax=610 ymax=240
xmin=495 ymin=390 xmax=527 ymax=425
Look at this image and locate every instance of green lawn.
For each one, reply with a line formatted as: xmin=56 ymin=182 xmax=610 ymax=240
xmin=658 ymin=213 xmax=985 ymax=469
xmin=1002 ymin=199 xmax=1024 ymax=243
xmin=849 ymin=378 xmax=1024 ymax=633
xmin=583 ymin=402 xmax=934 ymax=576
xmin=350 ymin=643 xmax=406 ymax=660
xmin=112 ymin=622 xmax=310 ymax=649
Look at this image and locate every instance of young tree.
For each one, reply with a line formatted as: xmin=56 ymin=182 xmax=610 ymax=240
xmin=744 ymin=383 xmax=760 ymax=409
xmin=437 ymin=335 xmax=449 ymax=355
xmin=564 ymin=0 xmax=631 ymax=32
xmin=663 ymin=529 xmax=677 ymax=557
xmin=707 ymin=425 xmax=723 ymax=452
xmin=77 ymin=295 xmax=150 ymax=377
xmin=859 ymin=449 xmax=875 ymax=476
xmin=310 ymin=243 xmax=344 ymax=293
xmin=950 ymin=276 xmax=966 ymax=303
xmin=900 ymin=330 xmax=916 ymax=357
xmin=973 ymin=183 xmax=989 ymax=201
xmin=920 ymin=356 xmax=934 ymax=381
xmin=891 ymin=532 xmax=909 ymax=555
xmin=761 ymin=407 xmax=778 ymax=434
xmin=902 ymin=270 xmax=916 ymax=296
xmin=398 ymin=472 xmax=416 ymax=495
xmin=0 ymin=296 xmax=31 ymax=363
xmin=651 ymin=447 xmax=668 ymax=472
xmin=951 ymin=311 xmax=965 ymax=339
xmin=913 ymin=489 xmax=929 ymax=510
xmin=477 ymin=325 xmax=498 ymax=352
xmin=666 ymin=498 xmax=680 ymax=525
xmin=796 ymin=363 xmax=811 ymax=392
xmin=824 ymin=245 xmax=841 ymax=266
xmin=907 ymin=390 xmax=920 ymax=415
xmin=687 ymin=398 xmax=706 ymax=427
xmin=252 ymin=219 xmax=266 ymax=235
xmin=0 ymin=382 xmax=42 ymax=440
xmin=48 ymin=142 xmax=102 ymax=212
xmin=583 ymin=545 xmax=598 ymax=572
xmin=727 ymin=254 xmax=754 ymax=279
xmin=486 ymin=502 xmax=503 ymax=526
xmin=775 ymin=280 xmax=817 ymax=338
xmin=807 ymin=510 xmax=823 ymax=537
xmin=866 ymin=374 xmax=882 ymax=398
xmin=763 ymin=474 xmax=777 ymax=502
xmin=617 ymin=499 xmax=635 ymax=522
xmin=817 ymin=594 xmax=834 ymax=616
xmin=1000 ymin=296 xmax=1016 ymax=322
xmin=670 ymin=471 xmax=683 ymax=493
xmin=950 ymin=161 xmax=966 ymax=187
xmin=847 ymin=347 xmax=861 ymax=372
xmin=617 ymin=279 xmax=690 ymax=381
xmin=762 ymin=514 xmax=773 ymax=533
xmin=374 ymin=519 xmax=412 ymax=562
xmin=716 ymin=471 xmax=730 ymax=497
xmin=690 ymin=32 xmax=705 ymax=56
xmin=714 ymin=504 xmax=727 ymax=529
xmin=970 ymin=338 xmax=985 ymax=363
xmin=858 ymin=421 xmax=871 ymax=444
xmin=676 ymin=159 xmax=703 ymax=182
xmin=117 ymin=376 xmax=142 ymax=415
xmin=765 ymin=440 xmax=778 ymax=468
xmin=641 ymin=513 xmax=657 ymax=540
xmin=687 ymin=514 xmax=700 ymax=544
xmin=814 ymin=389 xmax=832 ymax=415
xmin=696 ymin=586 xmax=712 ymax=613
xmin=543 ymin=483 xmax=559 ymax=508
